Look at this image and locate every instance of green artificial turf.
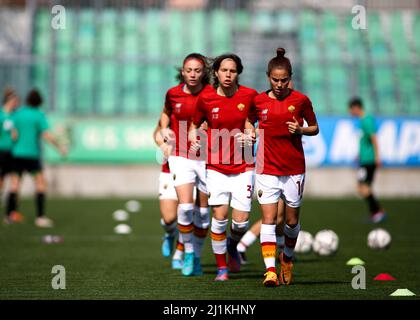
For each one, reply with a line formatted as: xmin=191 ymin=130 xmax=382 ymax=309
xmin=0 ymin=198 xmax=419 ymax=300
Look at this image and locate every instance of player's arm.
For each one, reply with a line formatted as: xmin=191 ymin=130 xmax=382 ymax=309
xmin=43 ymin=131 xmax=67 ymax=157
xmin=153 ymin=122 xmax=172 ymax=158
xmin=370 ymin=134 xmax=381 ymax=167
xmin=287 ymin=97 xmax=319 ymax=136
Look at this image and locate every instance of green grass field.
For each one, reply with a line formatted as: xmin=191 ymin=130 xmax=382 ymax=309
xmin=1 ymin=198 xmax=419 ymax=300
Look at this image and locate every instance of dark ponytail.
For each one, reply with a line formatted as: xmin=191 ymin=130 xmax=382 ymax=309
xmin=267 ymin=47 xmax=293 ymax=77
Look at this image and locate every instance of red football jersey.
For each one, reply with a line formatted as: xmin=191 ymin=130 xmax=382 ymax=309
xmin=164 ymin=84 xmax=210 ymax=158
xmin=250 ymin=90 xmax=317 ymax=176
xmin=193 ymin=85 xmax=258 ymax=175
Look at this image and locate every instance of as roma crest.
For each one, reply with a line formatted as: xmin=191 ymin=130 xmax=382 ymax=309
xmin=237 ymin=103 xmax=245 ymax=111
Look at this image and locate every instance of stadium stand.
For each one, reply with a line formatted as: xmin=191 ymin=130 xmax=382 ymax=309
xmin=0 ymin=3 xmax=418 ymax=117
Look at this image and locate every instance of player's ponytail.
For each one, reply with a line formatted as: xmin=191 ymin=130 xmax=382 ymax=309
xmin=267 ymin=47 xmax=292 ymax=77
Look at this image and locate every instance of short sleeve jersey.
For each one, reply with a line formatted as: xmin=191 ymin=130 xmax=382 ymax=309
xmin=193 ymin=85 xmax=258 ymax=175
xmin=250 ymin=90 xmax=317 ymax=176
xmin=164 ymin=84 xmax=210 ymax=158
xmin=11 ymin=106 xmax=49 ymax=159
xmin=359 ymin=114 xmax=377 ymax=165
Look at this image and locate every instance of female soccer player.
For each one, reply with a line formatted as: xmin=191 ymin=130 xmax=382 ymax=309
xmin=190 ymin=53 xmax=258 ymax=281
xmin=1 ymin=87 xmax=21 ymax=224
xmin=159 ymin=53 xmax=211 ymax=276
xmin=6 ymin=89 xmax=67 ymax=227
xmin=248 ymin=48 xmax=319 ymax=286
xmin=153 ymin=122 xmax=184 ymax=269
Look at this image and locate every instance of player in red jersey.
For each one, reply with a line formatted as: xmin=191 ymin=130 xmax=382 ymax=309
xmin=247 ymin=48 xmax=319 ymax=286
xmin=190 ymin=53 xmax=258 ymax=281
xmin=153 ymin=123 xmax=184 ymax=270
xmin=159 ymin=53 xmax=210 ymax=276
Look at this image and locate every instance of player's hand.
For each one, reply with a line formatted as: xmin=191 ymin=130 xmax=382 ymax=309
xmin=235 ymin=132 xmax=255 ymax=147
xmin=160 ymin=127 xmax=175 ymax=143
xmin=160 ymin=142 xmax=172 ymax=158
xmin=376 ymin=159 xmax=382 ymax=168
xmin=286 ymin=116 xmax=302 ymax=135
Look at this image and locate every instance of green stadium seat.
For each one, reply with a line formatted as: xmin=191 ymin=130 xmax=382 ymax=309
xmin=254 ymin=10 xmax=273 ymax=33
xmin=56 ymin=9 xmax=74 ymax=58
xmin=76 ymin=61 xmax=94 ymax=114
xmin=412 ymin=14 xmax=420 ymax=56
xmin=374 ymin=65 xmax=397 ymax=115
xmin=210 ymin=10 xmax=232 ymax=55
xmin=299 ymin=10 xmax=318 ymax=42
xmin=325 ymin=43 xmax=342 ymax=62
xmin=395 ymin=64 xmax=418 ymax=115
xmin=78 ymin=9 xmax=96 ymax=57
xmin=189 ymin=11 xmax=206 ymax=54
xmin=322 ymin=12 xmax=340 ymax=42
xmin=327 ymin=64 xmax=348 ymax=114
xmin=55 ymin=63 xmax=72 ymax=114
xmin=390 ymin=12 xmax=410 ymax=62
xmin=100 ymin=9 xmax=118 ymax=57
xmin=277 ymin=10 xmax=296 ymax=33
xmin=98 ymin=63 xmax=117 ymax=115
xmin=342 ymin=14 xmax=366 ymax=62
xmin=121 ymin=64 xmax=140 ymax=115
xmin=167 ymin=11 xmax=184 ymax=59
xmin=234 ymin=10 xmax=250 ymax=32
xmin=122 ymin=10 xmax=140 ymax=57
xmin=303 ymin=64 xmax=326 ymax=114
xmin=145 ymin=9 xmax=162 ymax=58
xmin=367 ymin=13 xmax=390 ymax=63
xmin=33 ymin=10 xmax=51 ymax=56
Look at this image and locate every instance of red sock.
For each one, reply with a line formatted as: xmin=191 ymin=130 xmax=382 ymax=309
xmin=215 ymin=253 xmax=227 ymax=269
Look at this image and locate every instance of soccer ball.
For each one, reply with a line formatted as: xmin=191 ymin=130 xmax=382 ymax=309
xmin=114 ymin=223 xmax=132 ymax=235
xmin=313 ymin=229 xmax=339 ymax=256
xmin=125 ymin=200 xmax=141 ymax=213
xmin=294 ymin=231 xmax=314 ymax=254
xmin=367 ymin=228 xmax=391 ymax=250
xmin=112 ymin=209 xmax=129 ymax=221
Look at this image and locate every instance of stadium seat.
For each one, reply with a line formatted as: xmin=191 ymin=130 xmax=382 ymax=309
xmin=76 ymin=61 xmax=95 ymax=114
xmin=167 ymin=10 xmax=185 ymax=59
xmin=395 ymin=64 xmax=418 ymax=115
xmin=390 ymin=12 xmax=410 ymax=62
xmin=99 ymin=9 xmax=118 ymax=57
xmin=277 ymin=10 xmax=296 ymax=33
xmin=210 ymin=9 xmax=232 ymax=55
xmin=78 ymin=9 xmax=96 ymax=57
xmin=303 ymin=64 xmax=326 ymax=114
xmin=254 ymin=10 xmax=273 ymax=33
xmin=55 ymin=9 xmax=74 ymax=58
xmin=342 ymin=14 xmax=366 ymax=62
xmin=33 ymin=10 xmax=51 ymax=56
xmin=189 ymin=11 xmax=206 ymax=53
xmin=326 ymin=64 xmax=348 ymax=114
xmin=55 ymin=63 xmax=73 ymax=114
xmin=145 ymin=9 xmax=162 ymax=58
xmin=322 ymin=12 xmax=340 ymax=42
xmin=121 ymin=64 xmax=140 ymax=115
xmin=234 ymin=10 xmax=250 ymax=32
xmin=373 ymin=65 xmax=397 ymax=115
xmin=413 ymin=14 xmax=420 ymax=56
xmin=98 ymin=63 xmax=118 ymax=115
xmin=367 ymin=13 xmax=390 ymax=63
